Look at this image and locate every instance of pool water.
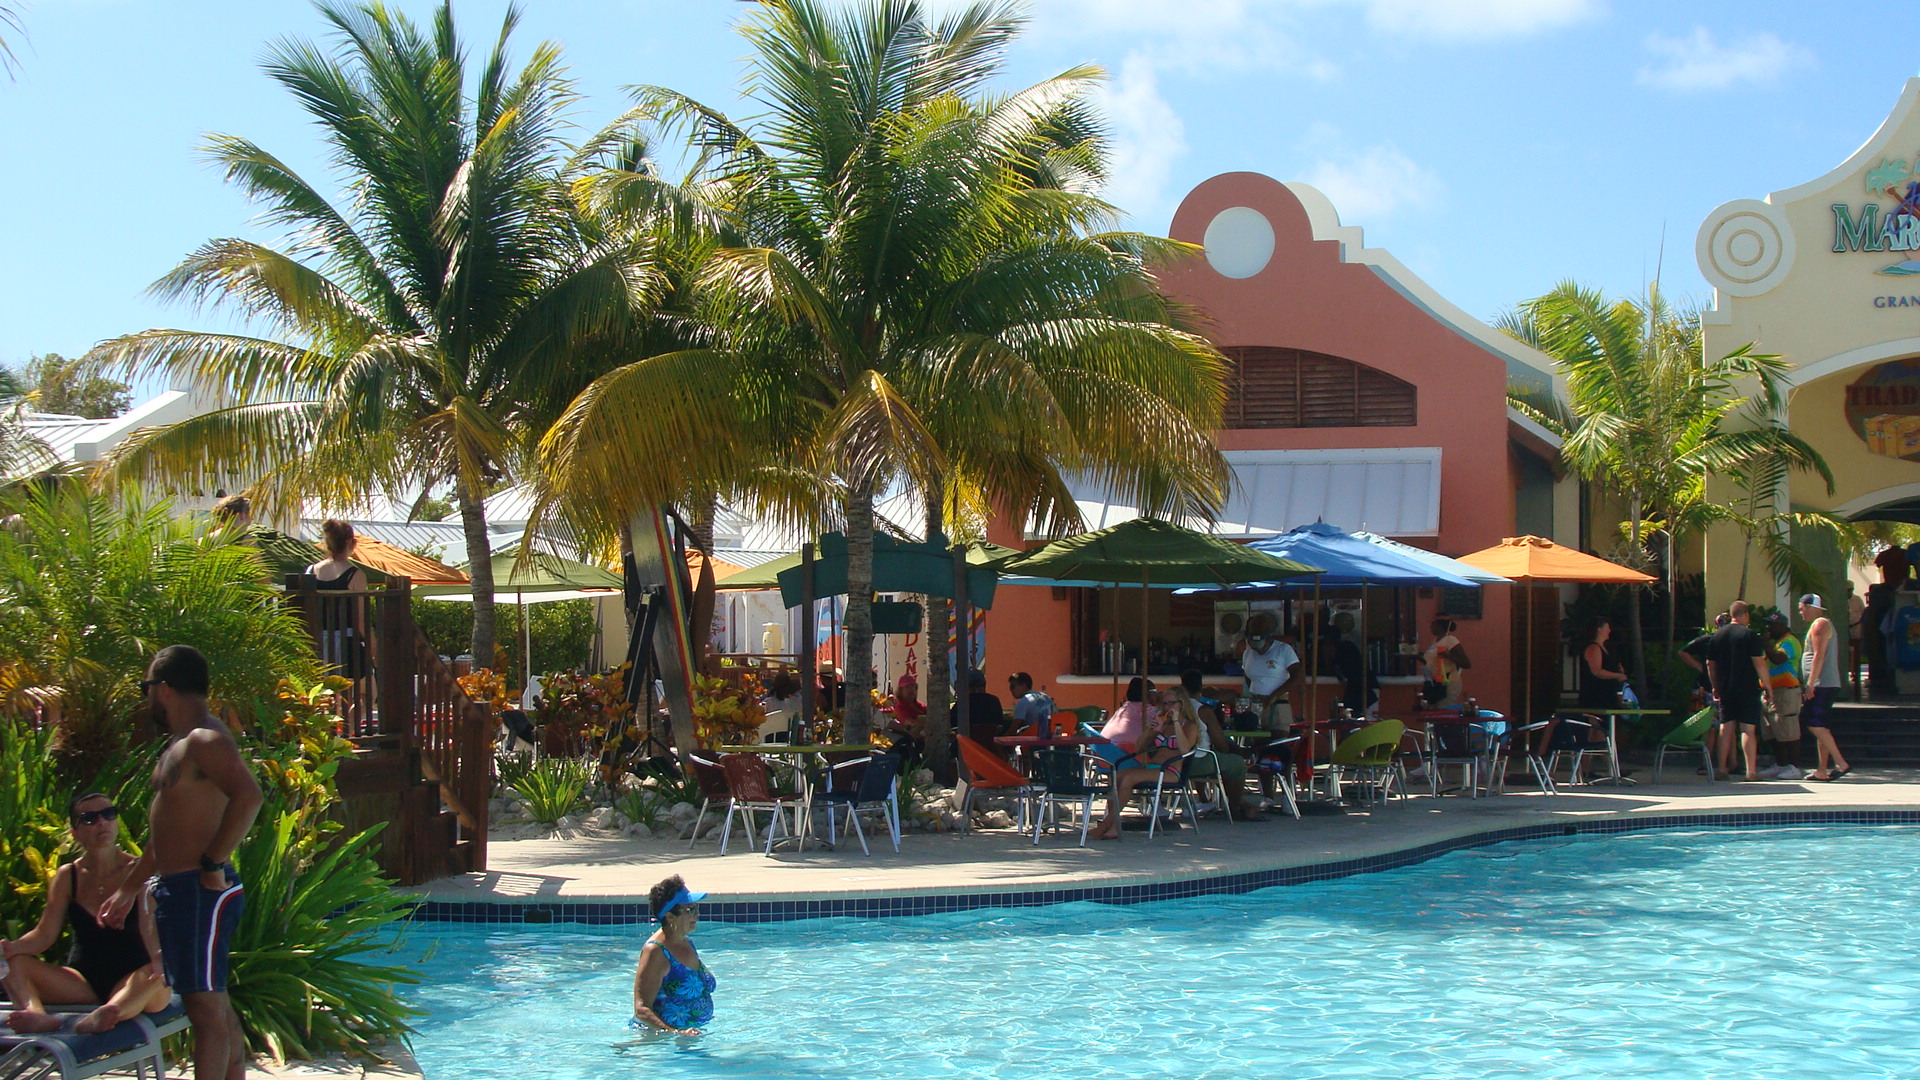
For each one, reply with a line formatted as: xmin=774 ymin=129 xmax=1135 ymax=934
xmin=402 ymin=827 xmax=1920 ymax=1079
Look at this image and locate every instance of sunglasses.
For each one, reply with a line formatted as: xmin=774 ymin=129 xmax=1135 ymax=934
xmin=139 ymin=678 xmax=164 ymax=693
xmin=73 ymin=806 xmax=120 ymax=826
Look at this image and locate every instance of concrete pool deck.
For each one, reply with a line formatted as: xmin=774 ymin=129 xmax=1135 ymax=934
xmin=404 ymin=766 xmax=1920 ymax=915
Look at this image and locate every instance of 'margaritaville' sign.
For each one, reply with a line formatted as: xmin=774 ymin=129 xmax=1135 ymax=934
xmin=1833 ymin=157 xmax=1920 ymax=274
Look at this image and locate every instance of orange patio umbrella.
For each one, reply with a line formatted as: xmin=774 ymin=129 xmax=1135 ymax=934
xmin=1456 ymin=536 xmax=1655 ymax=725
xmin=346 ymin=536 xmax=468 ymax=585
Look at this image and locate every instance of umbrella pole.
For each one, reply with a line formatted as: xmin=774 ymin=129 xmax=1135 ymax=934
xmin=520 ymin=588 xmax=529 ymax=698
xmin=1359 ymin=586 xmax=1368 ymax=717
xmin=1141 ymin=570 xmax=1150 ymax=694
xmin=1525 ymin=582 xmax=1535 ymax=728
xmin=1110 ymin=584 xmax=1120 ymax=714
xmin=1301 ymin=579 xmax=1322 ymax=786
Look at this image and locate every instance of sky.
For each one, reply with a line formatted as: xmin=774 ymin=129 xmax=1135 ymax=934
xmin=0 ymin=0 xmax=1906 ymax=391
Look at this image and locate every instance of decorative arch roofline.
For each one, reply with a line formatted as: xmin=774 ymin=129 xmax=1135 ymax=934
xmin=1762 ymin=77 xmax=1920 ymax=208
xmin=1276 ymin=180 xmax=1561 ymax=391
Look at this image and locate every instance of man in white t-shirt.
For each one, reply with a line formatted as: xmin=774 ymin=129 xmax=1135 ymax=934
xmin=1236 ymin=616 xmax=1301 ymax=732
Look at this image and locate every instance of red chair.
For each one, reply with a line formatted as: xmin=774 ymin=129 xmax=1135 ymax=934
xmin=718 ymin=753 xmax=811 ymax=855
xmin=682 ymin=752 xmax=732 ymax=849
xmin=956 ymin=737 xmax=1041 ymax=831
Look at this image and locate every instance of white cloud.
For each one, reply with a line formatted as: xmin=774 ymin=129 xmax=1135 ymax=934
xmin=1357 ymin=0 xmax=1602 ymax=40
xmin=1636 ymin=27 xmax=1814 ymax=92
xmin=1301 ymin=131 xmax=1443 ymax=223
xmin=1096 ymin=53 xmax=1188 ymax=220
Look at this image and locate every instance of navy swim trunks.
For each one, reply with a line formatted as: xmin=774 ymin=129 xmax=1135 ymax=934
xmin=151 ymin=866 xmax=244 ymax=995
xmin=1801 ymin=685 xmax=1839 ymax=729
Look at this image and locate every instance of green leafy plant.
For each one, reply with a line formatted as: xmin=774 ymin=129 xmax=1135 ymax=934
xmin=511 ymin=756 xmax=594 ymax=825
xmin=496 ymin=750 xmax=537 ymax=792
xmin=0 ymin=485 xmax=320 ymax=775
xmin=229 ymin=805 xmax=420 ymax=1060
xmin=612 ymin=787 xmax=665 ymax=830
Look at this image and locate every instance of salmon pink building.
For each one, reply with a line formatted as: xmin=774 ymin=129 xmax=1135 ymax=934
xmin=987 ymin=172 xmax=1573 ymax=718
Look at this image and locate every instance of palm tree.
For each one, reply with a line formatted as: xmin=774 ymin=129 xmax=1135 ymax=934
xmin=0 ymin=3 xmax=24 ymax=78
xmin=87 ymin=0 xmax=662 ymax=664
xmin=1503 ymin=281 xmax=1841 ymax=690
xmin=534 ymin=0 xmax=1230 ymax=742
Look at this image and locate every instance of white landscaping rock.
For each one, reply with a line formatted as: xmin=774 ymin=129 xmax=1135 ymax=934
xmin=555 ymin=815 xmax=579 ymax=831
xmin=623 ymin=822 xmax=654 ymax=840
xmin=586 ymin=807 xmax=616 ymax=830
xmin=668 ymin=802 xmax=699 ymax=823
xmin=982 ymin=810 xmax=1015 ymax=830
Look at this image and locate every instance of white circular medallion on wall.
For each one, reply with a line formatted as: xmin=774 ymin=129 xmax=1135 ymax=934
xmin=1203 ymin=206 xmax=1276 ymax=279
xmin=1695 ymin=198 xmax=1795 ymax=297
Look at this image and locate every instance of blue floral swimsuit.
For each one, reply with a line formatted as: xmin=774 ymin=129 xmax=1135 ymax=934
xmin=640 ymin=948 xmax=715 ymax=1029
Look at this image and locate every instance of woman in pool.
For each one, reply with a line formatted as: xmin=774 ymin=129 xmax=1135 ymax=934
xmin=1 ymin=793 xmax=169 ymax=1035
xmin=632 ymin=876 xmax=715 ymax=1035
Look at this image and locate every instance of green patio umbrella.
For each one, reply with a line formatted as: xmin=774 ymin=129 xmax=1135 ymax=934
xmin=714 ymin=533 xmax=1014 ymax=611
xmin=416 ymin=548 xmax=624 ymax=689
xmin=992 ymin=518 xmax=1322 ymax=714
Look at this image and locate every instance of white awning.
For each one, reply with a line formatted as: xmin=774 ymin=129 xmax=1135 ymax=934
xmin=1052 ymin=447 xmax=1442 ymax=540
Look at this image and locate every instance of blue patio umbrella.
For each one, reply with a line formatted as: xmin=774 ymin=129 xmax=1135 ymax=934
xmin=1180 ymin=523 xmax=1486 ymax=725
xmin=1247 ymin=523 xmax=1482 ymax=588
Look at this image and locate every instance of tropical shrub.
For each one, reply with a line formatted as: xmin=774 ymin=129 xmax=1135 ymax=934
xmin=535 ymin=664 xmax=627 ymax=757
xmin=496 ymin=750 xmax=537 ymax=792
xmin=228 ymin=802 xmax=419 ymax=1060
xmin=692 ymin=673 xmax=766 ymax=748
xmin=455 ymin=667 xmax=511 ymax=711
xmin=510 ymin=756 xmax=595 ymax=824
xmin=0 ymin=485 xmax=319 ymax=773
xmin=612 ymin=786 xmax=665 ymax=831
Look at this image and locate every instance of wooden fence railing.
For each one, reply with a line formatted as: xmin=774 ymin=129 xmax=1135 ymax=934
xmin=286 ymin=575 xmax=490 ymax=883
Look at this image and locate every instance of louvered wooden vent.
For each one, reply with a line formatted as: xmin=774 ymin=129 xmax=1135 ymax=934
xmin=1222 ymin=346 xmax=1417 ymax=428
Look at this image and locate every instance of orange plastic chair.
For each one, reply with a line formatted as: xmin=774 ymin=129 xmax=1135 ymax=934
xmin=956 ymin=737 xmax=1041 ymax=831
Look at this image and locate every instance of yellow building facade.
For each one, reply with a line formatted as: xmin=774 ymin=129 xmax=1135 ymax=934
xmin=1699 ymin=77 xmax=1920 ymax=622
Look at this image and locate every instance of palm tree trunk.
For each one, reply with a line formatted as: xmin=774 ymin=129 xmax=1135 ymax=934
xmin=688 ymin=494 xmax=718 ymax=671
xmin=922 ymin=481 xmax=953 ymax=783
xmin=842 ymin=479 xmax=877 ymax=743
xmin=455 ymin=472 xmax=497 ymax=668
xmin=1625 ymin=494 xmax=1649 ymax=696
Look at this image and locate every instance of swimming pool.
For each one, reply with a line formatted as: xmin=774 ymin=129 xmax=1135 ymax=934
xmin=403 ymin=826 xmax=1920 ymax=1079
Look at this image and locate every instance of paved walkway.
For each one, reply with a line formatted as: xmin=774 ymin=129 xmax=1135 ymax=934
xmin=408 ymin=766 xmax=1920 ymax=907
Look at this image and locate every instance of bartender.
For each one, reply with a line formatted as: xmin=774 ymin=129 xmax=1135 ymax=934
xmin=1236 ymin=613 xmax=1301 ymax=732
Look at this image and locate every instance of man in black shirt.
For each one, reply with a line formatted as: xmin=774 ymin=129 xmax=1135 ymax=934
xmin=1677 ymin=612 xmax=1729 ymax=706
xmin=1706 ymin=601 xmax=1773 ymax=779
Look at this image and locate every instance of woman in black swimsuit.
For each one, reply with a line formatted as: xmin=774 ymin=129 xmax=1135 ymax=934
xmin=1 ymin=793 xmax=169 ymax=1034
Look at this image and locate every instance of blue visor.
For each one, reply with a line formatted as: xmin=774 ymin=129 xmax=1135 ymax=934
xmin=658 ymin=886 xmax=708 ymax=919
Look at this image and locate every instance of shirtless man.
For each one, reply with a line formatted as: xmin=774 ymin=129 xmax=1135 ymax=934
xmin=101 ymin=646 xmax=262 ymax=1080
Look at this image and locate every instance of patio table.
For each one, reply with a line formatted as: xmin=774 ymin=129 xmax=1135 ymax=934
xmin=1569 ymin=707 xmax=1670 ymax=786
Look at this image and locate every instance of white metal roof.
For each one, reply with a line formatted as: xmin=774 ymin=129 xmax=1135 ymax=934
xmin=1051 ymin=447 xmax=1443 ymax=540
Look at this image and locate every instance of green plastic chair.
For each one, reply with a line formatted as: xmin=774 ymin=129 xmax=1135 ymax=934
xmin=1322 ymin=719 xmax=1406 ymax=804
xmin=1071 ymin=705 xmax=1105 ymax=731
xmin=1653 ymin=706 xmax=1718 ymax=783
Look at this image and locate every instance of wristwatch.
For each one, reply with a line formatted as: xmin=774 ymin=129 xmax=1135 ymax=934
xmin=200 ymin=855 xmax=221 ymax=873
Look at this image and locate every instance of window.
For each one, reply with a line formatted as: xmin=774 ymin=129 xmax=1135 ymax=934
xmin=1222 ymin=346 xmax=1417 ymax=428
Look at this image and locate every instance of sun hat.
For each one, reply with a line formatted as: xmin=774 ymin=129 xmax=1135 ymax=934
xmin=1799 ymin=593 xmax=1825 ymax=610
xmin=658 ymin=885 xmax=707 ymax=920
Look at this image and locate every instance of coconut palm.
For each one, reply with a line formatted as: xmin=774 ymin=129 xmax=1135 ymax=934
xmin=86 ymin=0 xmax=663 ymax=663
xmin=534 ymin=0 xmax=1229 ymax=742
xmin=1503 ymin=281 xmax=1841 ymax=689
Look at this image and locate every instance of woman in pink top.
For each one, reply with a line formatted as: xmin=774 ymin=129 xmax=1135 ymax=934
xmin=1091 ymin=686 xmax=1198 ymax=841
xmin=1099 ymin=678 xmax=1155 ymax=752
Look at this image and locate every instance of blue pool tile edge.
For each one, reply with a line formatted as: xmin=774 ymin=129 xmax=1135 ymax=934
xmin=407 ymin=810 xmax=1920 ymax=925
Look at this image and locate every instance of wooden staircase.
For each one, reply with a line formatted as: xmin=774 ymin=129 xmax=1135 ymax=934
xmin=288 ymin=576 xmax=490 ymax=885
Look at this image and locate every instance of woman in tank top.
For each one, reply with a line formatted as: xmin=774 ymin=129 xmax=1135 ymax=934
xmin=1 ymin=793 xmax=169 ymax=1035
